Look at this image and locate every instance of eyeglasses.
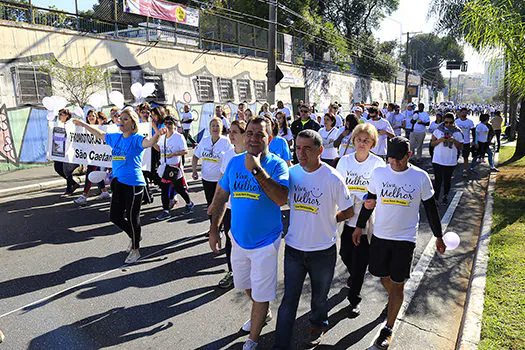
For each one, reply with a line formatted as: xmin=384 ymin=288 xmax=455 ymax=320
xmin=300 ymin=110 xmax=309 ymax=113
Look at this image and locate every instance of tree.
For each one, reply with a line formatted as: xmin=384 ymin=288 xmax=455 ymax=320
xmin=401 ymin=34 xmax=464 ymax=90
xmin=39 ymin=58 xmax=110 ymax=107
xmin=356 ymin=39 xmax=399 ymax=82
xmin=461 ymin=0 xmax=525 ymax=159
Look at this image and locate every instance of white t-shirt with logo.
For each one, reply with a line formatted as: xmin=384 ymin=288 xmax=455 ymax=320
xmin=366 ymin=118 xmax=394 ymax=156
xmin=432 ymin=128 xmax=463 ymax=166
xmin=194 ymin=135 xmax=233 ymax=181
xmin=475 ymin=123 xmax=489 ymax=143
xmin=455 ymin=118 xmax=475 ymax=144
xmin=156 ymin=132 xmax=187 ymax=180
xmin=337 ymin=130 xmax=355 ymax=157
xmin=412 ymin=111 xmax=430 ymax=133
xmin=318 ymin=127 xmax=339 ymax=160
xmin=286 ymin=163 xmax=354 ymax=251
xmin=181 ymin=112 xmax=193 ymax=131
xmin=336 ymin=153 xmax=385 ymax=227
xmin=368 ymin=165 xmax=434 ymax=243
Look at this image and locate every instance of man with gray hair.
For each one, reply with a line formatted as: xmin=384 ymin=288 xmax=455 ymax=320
xmin=274 ymin=129 xmax=354 ymax=349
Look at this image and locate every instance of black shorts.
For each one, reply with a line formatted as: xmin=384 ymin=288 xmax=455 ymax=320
xmin=461 ymin=143 xmax=471 ymax=159
xmin=368 ymin=235 xmax=415 ymax=283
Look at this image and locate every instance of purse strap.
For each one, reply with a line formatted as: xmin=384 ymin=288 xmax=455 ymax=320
xmin=163 ymin=135 xmax=167 ymax=163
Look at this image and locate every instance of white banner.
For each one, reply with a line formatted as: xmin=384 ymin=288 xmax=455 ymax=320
xmin=47 ymin=122 xmax=151 ymax=171
xmin=123 ymin=0 xmax=200 ymax=27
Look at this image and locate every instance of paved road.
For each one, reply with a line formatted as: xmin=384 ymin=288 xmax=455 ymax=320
xmin=0 ymin=140 xmax=492 ymax=349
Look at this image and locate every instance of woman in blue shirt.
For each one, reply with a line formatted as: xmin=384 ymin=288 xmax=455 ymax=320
xmin=73 ymin=107 xmax=166 ymax=264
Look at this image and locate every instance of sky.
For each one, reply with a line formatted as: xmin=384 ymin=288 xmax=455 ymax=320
xmin=375 ymin=0 xmax=486 ymax=77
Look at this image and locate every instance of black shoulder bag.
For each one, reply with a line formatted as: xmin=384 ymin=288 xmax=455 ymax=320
xmin=161 ymin=136 xmax=180 ymax=182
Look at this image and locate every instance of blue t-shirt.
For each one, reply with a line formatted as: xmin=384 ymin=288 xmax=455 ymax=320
xmin=105 ymin=133 xmax=146 ymax=186
xmin=219 ymin=152 xmax=289 ymax=249
xmin=269 ymin=136 xmax=292 ymax=162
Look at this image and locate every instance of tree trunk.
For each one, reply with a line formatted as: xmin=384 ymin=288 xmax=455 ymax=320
xmin=508 ymin=95 xmax=518 ymax=141
xmin=513 ymin=97 xmax=525 ymax=159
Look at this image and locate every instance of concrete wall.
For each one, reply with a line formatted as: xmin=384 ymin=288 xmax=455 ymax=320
xmin=0 ymin=20 xmax=430 ymax=171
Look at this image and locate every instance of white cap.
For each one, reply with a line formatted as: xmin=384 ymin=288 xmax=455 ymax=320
xmin=352 ymin=106 xmax=363 ymax=113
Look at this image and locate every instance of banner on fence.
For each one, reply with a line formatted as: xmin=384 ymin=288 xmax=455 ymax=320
xmin=123 ymin=0 xmax=200 ymax=27
xmin=47 ymin=122 xmax=151 ymax=170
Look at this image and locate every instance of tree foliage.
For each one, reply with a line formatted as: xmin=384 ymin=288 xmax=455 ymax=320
xmin=39 ymin=58 xmax=110 ymax=107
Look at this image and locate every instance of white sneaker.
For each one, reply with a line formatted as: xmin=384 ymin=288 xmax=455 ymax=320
xmin=243 ymin=339 xmax=258 ymax=349
xmin=125 ymin=238 xmax=142 ymax=253
xmin=241 ymin=310 xmax=272 ymax=332
xmin=74 ymin=195 xmax=88 ymax=205
xmin=96 ymin=191 xmax=111 ymax=200
xmin=125 ymin=250 xmax=140 ymax=264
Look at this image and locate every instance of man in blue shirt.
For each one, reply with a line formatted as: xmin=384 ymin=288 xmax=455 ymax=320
xmin=209 ymin=115 xmax=289 ymax=350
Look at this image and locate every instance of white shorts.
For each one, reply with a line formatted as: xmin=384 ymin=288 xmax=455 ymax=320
xmin=230 ymin=233 xmax=281 ymax=302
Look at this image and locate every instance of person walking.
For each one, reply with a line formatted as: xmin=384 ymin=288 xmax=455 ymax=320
xmin=428 ymin=111 xmax=443 ymax=160
xmin=365 ymin=106 xmax=394 ymax=160
xmin=154 ymin=115 xmax=195 ymax=220
xmin=54 ymin=109 xmax=80 ymax=197
xmin=490 ymin=110 xmax=503 ymax=152
xmin=455 ymin=107 xmax=475 ymax=178
xmin=318 ymin=114 xmax=339 ymax=166
xmin=335 ymin=123 xmax=385 ymax=316
xmin=180 ymin=104 xmax=197 ymax=147
xmin=192 ymin=117 xmax=233 ymax=226
xmin=290 ymin=104 xmax=320 ymax=163
xmin=208 ymin=116 xmax=289 ymax=350
xmin=274 ymin=129 xmax=354 ymax=349
xmin=430 ymin=113 xmax=463 ymax=205
xmin=355 ymin=136 xmax=446 ymax=349
xmin=73 ymin=107 xmax=166 ymax=264
xmin=408 ymin=103 xmax=430 ymax=163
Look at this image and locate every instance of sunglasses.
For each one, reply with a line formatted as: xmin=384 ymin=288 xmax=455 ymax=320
xmin=444 ymin=121 xmax=454 ymax=125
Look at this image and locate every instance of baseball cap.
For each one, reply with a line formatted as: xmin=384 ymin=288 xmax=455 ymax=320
xmin=351 ymin=106 xmax=363 ymax=113
xmin=387 ymin=136 xmax=410 ymax=160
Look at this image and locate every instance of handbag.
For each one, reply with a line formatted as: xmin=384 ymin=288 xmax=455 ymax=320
xmin=161 ymin=136 xmax=180 ymax=182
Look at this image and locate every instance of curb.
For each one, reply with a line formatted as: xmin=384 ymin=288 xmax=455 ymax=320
xmin=0 ymin=176 xmax=83 ymax=199
xmin=456 ymin=153 xmax=498 ymax=349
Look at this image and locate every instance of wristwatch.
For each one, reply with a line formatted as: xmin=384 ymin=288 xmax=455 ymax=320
xmin=251 ymin=166 xmax=262 ymax=176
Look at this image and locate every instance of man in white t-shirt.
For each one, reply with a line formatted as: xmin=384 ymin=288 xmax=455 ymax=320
xmin=181 ymin=104 xmax=197 ymax=147
xmin=408 ymin=103 xmax=430 ymax=162
xmin=390 ymin=105 xmax=405 ymax=137
xmin=402 ymin=103 xmax=415 ymax=138
xmin=354 ymin=136 xmax=446 ymax=349
xmin=274 ymin=130 xmax=354 ymax=349
xmin=455 ymin=107 xmax=476 ymax=177
xmin=366 ymin=106 xmax=394 ymax=159
xmin=215 ymin=105 xmax=230 ymax=135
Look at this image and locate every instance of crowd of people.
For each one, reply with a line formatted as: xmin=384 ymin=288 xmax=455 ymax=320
xmin=52 ymin=98 xmax=504 ymax=349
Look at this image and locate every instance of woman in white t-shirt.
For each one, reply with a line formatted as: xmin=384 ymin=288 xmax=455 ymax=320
xmin=335 ymin=123 xmax=384 ymax=313
xmin=154 ymin=116 xmax=195 ymax=220
xmin=276 ymin=111 xmax=293 ymax=147
xmin=318 ymin=114 xmax=339 ymax=166
xmin=334 ymin=113 xmax=360 ymax=162
xmin=428 ymin=112 xmax=443 ymax=160
xmin=214 ymin=120 xmax=247 ymax=289
xmin=431 ymin=113 xmax=463 ymax=205
xmin=192 ymin=117 xmax=233 ymax=225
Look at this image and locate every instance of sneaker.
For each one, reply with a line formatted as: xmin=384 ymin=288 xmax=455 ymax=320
xmin=96 ymin=191 xmax=111 ymax=201
xmin=0 ymin=329 xmax=4 ymax=343
xmin=218 ymin=271 xmax=234 ymax=289
xmin=169 ymin=198 xmax=178 ymax=210
xmin=156 ymin=210 xmax=171 ymax=221
xmin=349 ymin=303 xmax=360 ymax=317
xmin=183 ymin=202 xmax=195 ymax=214
xmin=242 ymin=339 xmax=258 ymax=350
xmin=74 ymin=195 xmax=88 ymax=205
xmin=125 ymin=250 xmax=140 ymax=264
xmin=303 ymin=327 xmax=325 ymax=347
xmin=241 ymin=310 xmax=272 ymax=332
xmin=490 ymin=167 xmax=500 ymax=172
xmin=374 ymin=326 xmax=393 ymax=349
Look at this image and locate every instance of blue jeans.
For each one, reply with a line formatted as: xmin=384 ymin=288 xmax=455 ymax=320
xmin=274 ymin=244 xmax=336 ymax=349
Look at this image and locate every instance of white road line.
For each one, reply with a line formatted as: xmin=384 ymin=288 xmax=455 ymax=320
xmin=0 ymin=233 xmax=205 ymax=320
xmin=369 ymin=191 xmax=463 ymax=348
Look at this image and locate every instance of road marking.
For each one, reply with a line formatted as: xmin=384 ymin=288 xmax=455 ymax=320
xmin=0 ymin=233 xmax=206 ymax=320
xmin=368 ymin=191 xmax=463 ymax=348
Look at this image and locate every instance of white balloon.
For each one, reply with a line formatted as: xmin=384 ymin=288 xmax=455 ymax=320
xmin=53 ymin=96 xmax=68 ymax=111
xmin=443 ymin=232 xmax=461 ymax=250
xmin=109 ymin=91 xmax=125 ymax=109
xmin=88 ymin=94 xmax=104 ymax=109
xmin=142 ymin=82 xmax=156 ymax=97
xmin=88 ymin=171 xmax=107 ymax=184
xmin=42 ymin=96 xmax=55 ymax=111
xmin=46 ymin=111 xmax=56 ymax=121
xmin=73 ymin=105 xmax=84 ymax=118
xmin=130 ymin=82 xmax=143 ymax=100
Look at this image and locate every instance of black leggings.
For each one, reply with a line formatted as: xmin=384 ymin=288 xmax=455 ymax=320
xmin=339 ymin=225 xmax=370 ymax=306
xmin=432 ymin=163 xmax=456 ymax=199
xmin=54 ymin=161 xmax=78 ymax=192
xmin=160 ymin=178 xmax=191 ymax=210
xmin=110 ymin=179 xmax=144 ymax=250
xmin=202 ymin=179 xmax=217 ymax=223
xmin=223 ymin=208 xmax=233 ymax=272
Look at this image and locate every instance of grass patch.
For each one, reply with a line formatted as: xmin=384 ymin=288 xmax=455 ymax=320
xmin=479 ymin=146 xmax=525 ymax=350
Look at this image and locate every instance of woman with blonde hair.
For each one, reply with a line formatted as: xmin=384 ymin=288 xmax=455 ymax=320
xmin=335 ymin=122 xmax=384 ymax=315
xmin=73 ymin=107 xmax=166 ymax=264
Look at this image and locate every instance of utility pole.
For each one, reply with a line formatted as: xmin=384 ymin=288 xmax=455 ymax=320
xmin=402 ymin=31 xmax=421 ymax=107
xmin=448 ymin=70 xmax=452 ymax=102
xmin=267 ymin=0 xmax=277 ymax=105
xmin=114 ymin=0 xmax=119 ymax=37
